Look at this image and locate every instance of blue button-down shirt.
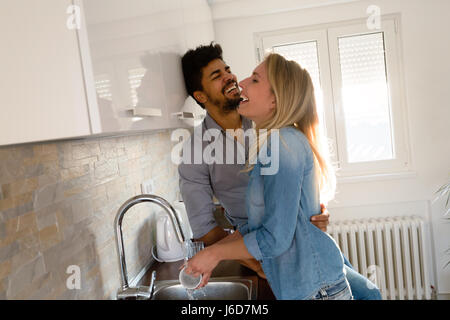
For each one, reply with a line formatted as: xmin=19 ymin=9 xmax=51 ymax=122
xmin=238 ymin=127 xmax=346 ymax=300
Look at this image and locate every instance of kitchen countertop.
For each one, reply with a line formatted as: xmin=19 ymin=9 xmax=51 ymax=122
xmin=138 ymin=259 xmax=276 ymax=300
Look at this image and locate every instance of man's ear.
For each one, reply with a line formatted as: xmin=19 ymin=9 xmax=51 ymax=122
xmin=193 ymin=91 xmax=207 ymax=104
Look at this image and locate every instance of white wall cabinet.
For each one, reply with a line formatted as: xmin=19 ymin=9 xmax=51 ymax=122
xmin=77 ymin=0 xmax=213 ymax=134
xmin=0 ymin=0 xmax=214 ymax=146
xmin=0 ymin=0 xmax=92 ymax=146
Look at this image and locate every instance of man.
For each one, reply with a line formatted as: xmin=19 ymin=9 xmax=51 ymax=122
xmin=178 ymin=43 xmax=381 ymax=299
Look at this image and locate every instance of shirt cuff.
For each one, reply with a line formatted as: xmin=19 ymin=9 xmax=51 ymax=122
xmin=237 ymin=223 xmax=249 ymax=235
xmin=243 ymin=231 xmax=263 ymax=261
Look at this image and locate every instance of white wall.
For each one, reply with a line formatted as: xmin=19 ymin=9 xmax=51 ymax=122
xmin=212 ymin=0 xmax=450 ymax=296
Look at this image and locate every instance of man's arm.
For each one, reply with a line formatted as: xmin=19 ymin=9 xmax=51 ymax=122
xmin=195 ymin=226 xmax=228 ymax=246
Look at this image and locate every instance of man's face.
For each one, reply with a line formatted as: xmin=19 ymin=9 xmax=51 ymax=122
xmin=195 ymin=59 xmax=241 ymax=112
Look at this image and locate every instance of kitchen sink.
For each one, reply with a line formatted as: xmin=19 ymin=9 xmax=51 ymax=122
xmin=151 ymin=277 xmax=256 ymax=300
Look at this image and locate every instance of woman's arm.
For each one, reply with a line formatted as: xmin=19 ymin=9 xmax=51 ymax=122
xmin=212 ymin=232 xmax=254 ymax=261
xmin=215 ymin=230 xmax=267 ymax=278
xmin=184 ymin=231 xmax=254 ymax=287
xmin=185 ymin=231 xmax=253 ymax=273
xmin=213 ymin=229 xmax=242 ymax=245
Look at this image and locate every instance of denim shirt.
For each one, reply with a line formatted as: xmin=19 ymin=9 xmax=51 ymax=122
xmin=238 ymin=127 xmax=346 ymax=300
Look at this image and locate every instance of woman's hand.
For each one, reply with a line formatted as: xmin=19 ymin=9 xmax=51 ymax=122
xmin=184 ymin=246 xmax=221 ymax=288
xmin=183 ymin=232 xmax=255 ymax=288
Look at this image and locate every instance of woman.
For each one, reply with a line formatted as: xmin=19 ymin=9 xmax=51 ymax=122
xmin=184 ymin=53 xmax=352 ymax=300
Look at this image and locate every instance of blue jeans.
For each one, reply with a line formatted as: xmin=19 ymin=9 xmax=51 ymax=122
xmin=345 ymin=264 xmax=382 ymax=300
xmin=310 ymin=278 xmax=353 ymax=300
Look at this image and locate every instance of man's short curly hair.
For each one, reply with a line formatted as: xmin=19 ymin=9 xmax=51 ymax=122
xmin=181 ymin=42 xmax=223 ymax=109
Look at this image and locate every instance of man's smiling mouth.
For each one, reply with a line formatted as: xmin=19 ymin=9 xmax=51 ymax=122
xmin=223 ymin=82 xmax=239 ymax=94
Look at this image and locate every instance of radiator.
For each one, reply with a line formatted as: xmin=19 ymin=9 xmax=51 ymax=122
xmin=328 ymin=216 xmax=432 ymax=300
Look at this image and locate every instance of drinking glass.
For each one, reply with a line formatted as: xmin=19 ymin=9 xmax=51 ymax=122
xmin=179 ymin=241 xmax=204 ymax=289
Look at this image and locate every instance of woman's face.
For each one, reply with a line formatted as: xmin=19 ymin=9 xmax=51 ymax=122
xmin=237 ymin=61 xmax=276 ymax=125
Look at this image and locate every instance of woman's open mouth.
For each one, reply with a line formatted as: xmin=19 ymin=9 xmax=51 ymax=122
xmin=239 ymin=94 xmax=249 ymax=106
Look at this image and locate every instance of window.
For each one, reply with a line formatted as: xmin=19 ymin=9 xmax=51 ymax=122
xmin=272 ymin=41 xmax=326 ymax=133
xmin=336 ymin=32 xmax=393 ymax=163
xmin=255 ymin=15 xmax=410 ymax=178
xmin=95 ymin=74 xmax=113 ymax=101
xmin=128 ymin=67 xmax=147 ymax=107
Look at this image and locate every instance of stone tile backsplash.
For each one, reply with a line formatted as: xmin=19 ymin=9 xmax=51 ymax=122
xmin=0 ymin=131 xmax=179 ymax=299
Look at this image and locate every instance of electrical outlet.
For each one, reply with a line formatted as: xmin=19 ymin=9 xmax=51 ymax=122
xmin=141 ymin=179 xmax=154 ymax=194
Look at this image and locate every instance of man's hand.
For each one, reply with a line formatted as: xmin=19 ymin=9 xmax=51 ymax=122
xmin=310 ymin=204 xmax=330 ymax=232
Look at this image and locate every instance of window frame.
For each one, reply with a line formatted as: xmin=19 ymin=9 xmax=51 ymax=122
xmin=254 ymin=14 xmax=412 ymax=179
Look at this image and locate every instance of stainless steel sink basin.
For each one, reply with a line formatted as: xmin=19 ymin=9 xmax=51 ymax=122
xmin=152 ymin=277 xmax=256 ymax=300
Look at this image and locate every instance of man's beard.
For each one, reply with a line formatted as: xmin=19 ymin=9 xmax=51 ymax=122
xmin=222 ymin=96 xmax=241 ymax=112
xmin=209 ymin=95 xmax=241 ymax=113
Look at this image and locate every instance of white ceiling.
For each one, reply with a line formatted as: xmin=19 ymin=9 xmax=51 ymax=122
xmin=207 ymin=0 xmax=363 ymax=21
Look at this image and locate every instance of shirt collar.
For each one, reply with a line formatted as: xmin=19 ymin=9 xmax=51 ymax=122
xmin=204 ymin=112 xmax=253 ymax=132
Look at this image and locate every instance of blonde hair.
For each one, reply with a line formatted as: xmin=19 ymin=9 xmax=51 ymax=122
xmin=249 ymin=53 xmax=336 ymax=203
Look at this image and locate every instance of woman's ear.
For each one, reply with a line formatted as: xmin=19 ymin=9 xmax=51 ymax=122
xmin=193 ymin=91 xmax=207 ymax=104
xmin=270 ymin=96 xmax=277 ymax=110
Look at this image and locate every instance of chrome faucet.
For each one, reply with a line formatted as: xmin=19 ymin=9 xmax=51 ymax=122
xmin=114 ymin=194 xmax=186 ymax=300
